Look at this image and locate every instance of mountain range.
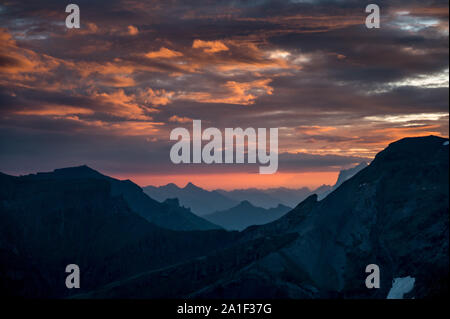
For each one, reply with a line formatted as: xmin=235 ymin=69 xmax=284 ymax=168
xmin=143 ymin=163 xmax=368 ymax=214
xmin=143 ymin=182 xmax=238 ymax=216
xmin=216 ymin=186 xmax=328 ymax=209
xmin=0 ymin=135 xmax=448 ymax=298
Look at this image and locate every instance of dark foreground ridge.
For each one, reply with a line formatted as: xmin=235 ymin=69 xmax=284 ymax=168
xmin=0 ymin=135 xmax=448 ymax=298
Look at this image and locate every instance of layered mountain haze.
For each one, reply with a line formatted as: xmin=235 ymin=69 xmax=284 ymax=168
xmin=204 ymin=201 xmax=292 ymax=231
xmin=216 ymin=186 xmax=331 ymax=209
xmin=0 ymin=135 xmax=448 ymax=298
xmin=144 ymin=183 xmax=238 ymax=216
xmin=143 ymin=162 xmax=366 ymax=214
xmin=144 ymin=182 xmax=332 ymax=213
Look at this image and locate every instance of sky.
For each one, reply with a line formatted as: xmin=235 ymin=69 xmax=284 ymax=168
xmin=0 ymin=0 xmax=448 ymax=190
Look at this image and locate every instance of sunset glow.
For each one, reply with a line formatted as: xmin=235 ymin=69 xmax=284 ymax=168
xmin=0 ymin=1 xmax=448 ymax=190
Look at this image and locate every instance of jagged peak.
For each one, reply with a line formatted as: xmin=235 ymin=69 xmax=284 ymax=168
xmin=184 ymin=182 xmax=202 ymax=191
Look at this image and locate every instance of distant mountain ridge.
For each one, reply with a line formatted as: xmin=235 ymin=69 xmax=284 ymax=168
xmin=143 ymin=162 xmax=367 ymax=213
xmin=203 ymin=201 xmax=292 ymax=231
xmin=144 ymin=182 xmax=238 ymax=216
xmin=217 ymin=185 xmax=332 ymax=208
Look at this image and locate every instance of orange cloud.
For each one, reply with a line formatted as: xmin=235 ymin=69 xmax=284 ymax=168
xmin=127 ymin=25 xmax=139 ymax=35
xmin=91 ymin=89 xmax=151 ymax=120
xmin=296 ymin=126 xmax=337 ymax=135
xmin=100 ymin=75 xmax=136 ymax=87
xmin=0 ymin=28 xmax=59 ymax=75
xmin=75 ymin=60 xmax=136 ymax=77
xmin=15 ymin=105 xmax=94 ymax=116
xmin=192 ymin=39 xmax=229 ymax=53
xmin=145 ymin=47 xmax=184 ymax=59
xmin=140 ymin=88 xmax=175 ymax=106
xmin=168 ymin=115 xmax=192 ymax=123
xmin=178 ymin=79 xmax=273 ymax=105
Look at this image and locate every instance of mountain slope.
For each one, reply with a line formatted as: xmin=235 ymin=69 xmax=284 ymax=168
xmin=194 ymin=136 xmax=449 ymax=298
xmin=23 ymin=166 xmax=220 ymax=231
xmin=204 ymin=201 xmax=292 ymax=231
xmin=143 ymin=182 xmax=238 ymax=216
xmin=0 ymin=172 xmax=238 ymax=297
xmin=317 ymin=162 xmax=368 ymax=200
xmin=82 ymin=135 xmax=448 ymax=298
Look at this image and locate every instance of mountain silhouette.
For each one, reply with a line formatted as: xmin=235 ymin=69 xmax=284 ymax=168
xmin=0 ymin=136 xmax=448 ymax=298
xmin=0 ymin=169 xmax=237 ymax=297
xmin=191 ymin=136 xmax=449 ymax=298
xmin=75 ymin=136 xmax=448 ymax=298
xmin=19 ymin=165 xmax=220 ymax=231
xmin=145 ymin=182 xmax=332 ymax=213
xmin=204 ymin=201 xmax=292 ymax=231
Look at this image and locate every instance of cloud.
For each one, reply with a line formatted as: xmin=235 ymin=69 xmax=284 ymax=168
xmin=140 ymin=88 xmax=174 ymax=106
xmin=177 ymin=79 xmax=273 ymax=105
xmin=127 ymin=25 xmax=139 ymax=35
xmin=14 ymin=105 xmax=94 ymax=116
xmin=168 ymin=115 xmax=192 ymax=123
xmin=0 ymin=0 xmax=448 ymax=185
xmin=90 ymin=89 xmax=151 ymax=120
xmin=192 ymin=39 xmax=229 ymax=53
xmin=145 ymin=47 xmax=184 ymax=59
xmin=0 ymin=28 xmax=59 ymax=74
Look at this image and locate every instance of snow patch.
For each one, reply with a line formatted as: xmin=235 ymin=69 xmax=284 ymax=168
xmin=443 ymin=141 xmax=449 ymax=146
xmin=387 ymin=276 xmax=415 ymax=299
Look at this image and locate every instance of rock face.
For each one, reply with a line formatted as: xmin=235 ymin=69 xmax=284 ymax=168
xmin=0 ymin=136 xmax=448 ymax=298
xmin=203 ymin=201 xmax=292 ymax=231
